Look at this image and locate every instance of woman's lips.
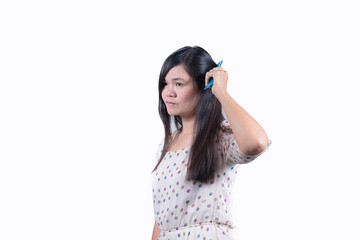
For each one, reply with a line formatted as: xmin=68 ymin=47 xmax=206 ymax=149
xmin=166 ymin=102 xmax=176 ymax=106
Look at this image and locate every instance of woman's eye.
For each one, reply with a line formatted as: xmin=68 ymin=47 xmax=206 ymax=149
xmin=176 ymin=83 xmax=183 ymax=87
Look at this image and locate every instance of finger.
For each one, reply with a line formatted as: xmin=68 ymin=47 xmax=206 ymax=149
xmin=205 ymin=71 xmax=213 ymax=86
xmin=210 ymin=66 xmax=220 ymax=71
xmin=204 ymin=72 xmax=209 ymax=86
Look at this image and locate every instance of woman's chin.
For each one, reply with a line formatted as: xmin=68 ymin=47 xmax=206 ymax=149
xmin=167 ymin=111 xmax=177 ymax=116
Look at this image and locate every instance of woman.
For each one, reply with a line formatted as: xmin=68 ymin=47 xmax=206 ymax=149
xmin=151 ymin=46 xmax=272 ymax=240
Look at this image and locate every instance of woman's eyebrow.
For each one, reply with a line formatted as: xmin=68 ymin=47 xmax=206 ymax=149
xmin=164 ymin=77 xmax=186 ymax=82
xmin=172 ymin=78 xmax=186 ymax=81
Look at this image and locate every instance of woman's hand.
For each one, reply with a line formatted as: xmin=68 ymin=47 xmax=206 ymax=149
xmin=204 ymin=66 xmax=229 ymax=99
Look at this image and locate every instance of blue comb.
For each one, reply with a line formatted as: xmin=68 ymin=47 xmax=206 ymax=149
xmin=203 ymin=60 xmax=223 ymax=90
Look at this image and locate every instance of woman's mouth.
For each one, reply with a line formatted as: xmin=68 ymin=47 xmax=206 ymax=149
xmin=167 ymin=102 xmax=176 ymax=106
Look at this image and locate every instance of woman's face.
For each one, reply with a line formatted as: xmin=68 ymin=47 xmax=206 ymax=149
xmin=161 ymin=65 xmax=200 ymax=118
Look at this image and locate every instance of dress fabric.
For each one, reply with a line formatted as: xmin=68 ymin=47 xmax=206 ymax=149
xmin=151 ymin=119 xmax=272 ymax=240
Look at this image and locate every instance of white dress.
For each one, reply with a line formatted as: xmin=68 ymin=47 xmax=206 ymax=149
xmin=151 ymin=119 xmax=272 ymax=239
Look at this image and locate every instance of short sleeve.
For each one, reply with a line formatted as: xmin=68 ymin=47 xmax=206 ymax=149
xmin=155 ymin=138 xmax=165 ymax=163
xmin=219 ymin=119 xmax=272 ymax=165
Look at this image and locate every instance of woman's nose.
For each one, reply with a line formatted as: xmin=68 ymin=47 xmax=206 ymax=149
xmin=166 ymin=86 xmax=176 ymax=97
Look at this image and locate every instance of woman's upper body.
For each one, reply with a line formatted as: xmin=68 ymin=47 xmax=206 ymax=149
xmin=151 ymin=45 xmax=272 ymax=232
xmin=151 ymin=119 xmax=272 ymax=231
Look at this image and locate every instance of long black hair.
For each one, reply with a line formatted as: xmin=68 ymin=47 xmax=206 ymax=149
xmin=151 ymin=46 xmax=225 ymax=183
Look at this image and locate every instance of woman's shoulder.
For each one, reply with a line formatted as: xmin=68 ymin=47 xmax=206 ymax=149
xmin=220 ymin=119 xmax=230 ymax=127
xmin=155 ymin=138 xmax=165 ymax=159
xmin=219 ymin=119 xmax=233 ymax=133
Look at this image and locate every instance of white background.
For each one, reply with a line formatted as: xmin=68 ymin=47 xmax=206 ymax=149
xmin=1 ymin=0 xmax=359 ymax=239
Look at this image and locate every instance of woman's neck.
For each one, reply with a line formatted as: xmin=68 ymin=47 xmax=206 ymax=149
xmin=179 ymin=115 xmax=195 ymax=135
xmin=170 ymin=116 xmax=196 ymax=150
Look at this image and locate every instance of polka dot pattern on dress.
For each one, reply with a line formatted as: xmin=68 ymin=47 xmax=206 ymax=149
xmin=152 ymin=119 xmax=272 ymax=239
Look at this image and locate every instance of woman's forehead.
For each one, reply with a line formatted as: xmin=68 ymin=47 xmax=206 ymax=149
xmin=165 ymin=65 xmax=190 ymax=81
